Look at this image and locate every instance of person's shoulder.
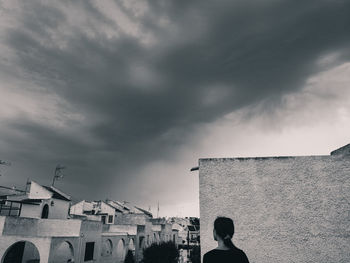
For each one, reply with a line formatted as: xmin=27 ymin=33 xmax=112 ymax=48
xmin=203 ymin=249 xmax=217 ymax=263
xmin=232 ymin=247 xmax=249 ymax=262
xmin=204 ymin=249 xmax=218 ymax=257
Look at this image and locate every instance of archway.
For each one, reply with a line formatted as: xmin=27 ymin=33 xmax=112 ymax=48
xmin=137 ymin=236 xmax=145 ymax=261
xmin=101 ymin=239 xmax=113 ymax=257
xmin=41 ymin=204 xmax=49 ymax=219
xmin=2 ymin=241 xmax=40 ymax=263
xmin=52 ymin=241 xmax=74 ymax=263
xmin=128 ymin=238 xmax=135 ymax=251
xmin=116 ymin=239 xmax=125 ymax=262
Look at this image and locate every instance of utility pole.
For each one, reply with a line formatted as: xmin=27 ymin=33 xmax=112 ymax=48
xmin=187 ymin=229 xmax=190 ymax=260
xmin=157 ymin=201 xmax=159 ymax=218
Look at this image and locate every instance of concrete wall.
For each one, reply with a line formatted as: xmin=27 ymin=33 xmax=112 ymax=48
xmin=20 ymin=198 xmax=69 ymax=220
xmin=79 ymin=220 xmax=102 ymax=263
xmin=199 ymin=155 xmax=350 ymax=263
xmin=2 ymin=217 xmax=81 ymax=237
xmin=20 ymin=203 xmax=43 ymax=219
xmin=47 ymin=199 xmax=70 ymax=220
xmin=114 ymin=213 xmax=149 ymax=225
xmin=109 ymin=224 xmax=137 ymax=235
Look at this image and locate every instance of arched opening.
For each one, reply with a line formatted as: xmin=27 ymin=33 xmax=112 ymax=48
xmin=101 ymin=239 xmax=113 ymax=257
xmin=52 ymin=241 xmax=74 ymax=263
xmin=116 ymin=239 xmax=125 ymax=262
xmin=41 ymin=204 xmax=49 ymax=219
xmin=128 ymin=238 xmax=135 ymax=252
xmin=2 ymin=241 xmax=40 ymax=263
xmin=138 ymin=236 xmax=145 ymax=262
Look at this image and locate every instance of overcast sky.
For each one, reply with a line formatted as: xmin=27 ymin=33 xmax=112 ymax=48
xmin=1 ymin=0 xmax=350 ymax=217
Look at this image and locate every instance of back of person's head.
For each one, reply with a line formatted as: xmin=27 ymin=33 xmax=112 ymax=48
xmin=214 ymin=217 xmax=235 ymax=249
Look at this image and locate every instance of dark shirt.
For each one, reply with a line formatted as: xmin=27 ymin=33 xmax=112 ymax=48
xmin=203 ymin=247 xmax=249 ymax=263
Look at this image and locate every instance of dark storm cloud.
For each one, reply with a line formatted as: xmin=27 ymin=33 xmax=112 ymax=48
xmin=1 ymin=0 xmax=350 ymax=200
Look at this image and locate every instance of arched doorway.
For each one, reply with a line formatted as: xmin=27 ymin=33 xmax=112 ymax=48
xmin=128 ymin=238 xmax=135 ymax=252
xmin=153 ymin=233 xmax=158 ymax=244
xmin=137 ymin=236 xmax=145 ymax=262
xmin=101 ymin=239 xmax=113 ymax=257
xmin=52 ymin=241 xmax=74 ymax=263
xmin=41 ymin=204 xmax=49 ymax=219
xmin=2 ymin=241 xmax=40 ymax=263
xmin=116 ymin=239 xmax=125 ymax=262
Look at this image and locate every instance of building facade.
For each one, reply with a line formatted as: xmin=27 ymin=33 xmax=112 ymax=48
xmin=1 ymin=184 xmax=176 ymax=263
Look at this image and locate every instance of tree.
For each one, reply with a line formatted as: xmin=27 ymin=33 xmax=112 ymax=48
xmin=142 ymin=241 xmax=179 ymax=263
xmin=124 ymin=250 xmax=135 ymax=263
xmin=190 ymin=245 xmax=201 ymax=263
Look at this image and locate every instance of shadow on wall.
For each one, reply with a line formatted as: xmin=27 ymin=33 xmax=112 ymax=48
xmin=2 ymin=241 xmax=40 ymax=263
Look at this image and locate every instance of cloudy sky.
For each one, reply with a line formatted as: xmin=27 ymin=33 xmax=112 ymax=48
xmin=1 ymin=0 xmax=350 ymax=217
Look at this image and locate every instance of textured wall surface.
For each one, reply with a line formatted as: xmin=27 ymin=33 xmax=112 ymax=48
xmin=2 ymin=217 xmax=81 ymax=237
xmin=199 ymin=155 xmax=350 ymax=263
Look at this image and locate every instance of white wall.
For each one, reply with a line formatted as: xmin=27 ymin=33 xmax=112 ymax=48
xmin=199 ymin=156 xmax=350 ymax=263
xmin=20 ymin=198 xmax=69 ymax=219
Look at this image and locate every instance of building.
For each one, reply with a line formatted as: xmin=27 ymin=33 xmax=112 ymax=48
xmin=169 ymin=217 xmax=200 ymax=246
xmin=0 ymin=181 xmax=71 ymax=219
xmin=0 ymin=179 xmax=184 ymax=263
xmin=70 ymin=200 xmax=115 ymax=224
xmin=0 ymin=215 xmax=132 ymax=263
xmin=108 ymin=200 xmax=174 ymax=262
xmin=197 ymin=144 xmax=350 ymax=263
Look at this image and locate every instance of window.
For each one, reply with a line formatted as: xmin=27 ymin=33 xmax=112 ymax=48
xmin=108 ymin=215 xmax=113 ymax=223
xmin=101 ymin=216 xmax=106 ymax=224
xmin=84 ymin=242 xmax=95 ymax=261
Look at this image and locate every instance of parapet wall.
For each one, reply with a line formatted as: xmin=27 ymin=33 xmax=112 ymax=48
xmin=199 ymin=156 xmax=350 ymax=263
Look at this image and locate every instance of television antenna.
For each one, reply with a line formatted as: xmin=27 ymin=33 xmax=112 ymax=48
xmin=52 ymin=164 xmax=66 ymax=186
xmin=0 ymin=160 xmax=11 ymax=176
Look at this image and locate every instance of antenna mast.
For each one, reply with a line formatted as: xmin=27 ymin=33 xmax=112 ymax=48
xmin=157 ymin=201 xmax=159 ymax=218
xmin=0 ymin=160 xmax=11 ymax=176
xmin=52 ymin=164 xmax=66 ymax=186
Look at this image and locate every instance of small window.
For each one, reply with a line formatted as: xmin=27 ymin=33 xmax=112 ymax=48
xmin=101 ymin=216 xmax=106 ymax=224
xmin=108 ymin=215 xmax=113 ymax=223
xmin=84 ymin=242 xmax=95 ymax=261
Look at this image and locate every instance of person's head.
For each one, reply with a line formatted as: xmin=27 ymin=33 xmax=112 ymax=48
xmin=213 ymin=217 xmax=235 ymax=249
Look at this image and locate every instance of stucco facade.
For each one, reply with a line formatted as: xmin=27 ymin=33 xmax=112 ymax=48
xmin=0 ymin=216 xmax=135 ymax=263
xmin=198 ymin=151 xmax=350 ymax=263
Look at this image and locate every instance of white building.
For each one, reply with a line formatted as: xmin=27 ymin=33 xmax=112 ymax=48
xmin=0 ymin=181 xmax=71 ymax=220
xmin=70 ymin=200 xmax=116 ymax=224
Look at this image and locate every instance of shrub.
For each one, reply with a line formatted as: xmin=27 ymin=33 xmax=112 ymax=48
xmin=142 ymin=241 xmax=179 ymax=263
xmin=124 ymin=250 xmax=135 ymax=263
xmin=190 ymin=245 xmax=201 ymax=263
